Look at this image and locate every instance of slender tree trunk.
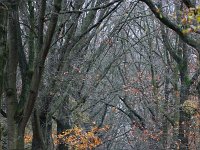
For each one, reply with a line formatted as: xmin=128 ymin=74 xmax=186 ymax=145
xmin=178 ymin=42 xmax=190 ymax=150
xmin=161 ymin=50 xmax=170 ymax=149
xmin=178 ymin=98 xmax=190 ymax=150
xmin=0 ymin=0 xmax=7 ymax=104
xmin=0 ymin=4 xmax=7 ymax=149
xmin=196 ymin=82 xmax=200 ymax=149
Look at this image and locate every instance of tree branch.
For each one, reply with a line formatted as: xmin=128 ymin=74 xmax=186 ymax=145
xmin=140 ymin=0 xmax=200 ymax=52
xmin=119 ymin=96 xmax=146 ymax=130
xmin=182 ymin=0 xmax=195 ymax=8
xmin=160 ymin=24 xmax=182 ymax=64
xmin=59 ymin=0 xmax=123 ymax=14
xmin=0 ymin=109 xmax=7 ymax=118
xmin=189 ymin=67 xmax=200 ymax=87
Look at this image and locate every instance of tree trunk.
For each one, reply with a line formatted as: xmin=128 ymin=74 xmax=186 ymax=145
xmin=0 ymin=4 xmax=7 ymax=149
xmin=57 ymin=120 xmax=70 ymax=150
xmin=40 ymin=96 xmax=53 ymax=149
xmin=196 ymin=82 xmax=200 ymax=149
xmin=57 ymin=99 xmax=71 ymax=150
xmin=5 ymin=1 xmax=19 ymax=149
xmin=32 ymin=95 xmax=53 ymax=150
xmin=178 ymin=42 xmax=190 ymax=150
xmin=32 ymin=109 xmax=45 ymax=150
xmin=161 ymin=50 xmax=170 ymax=149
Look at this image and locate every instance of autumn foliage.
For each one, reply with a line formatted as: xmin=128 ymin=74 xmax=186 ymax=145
xmin=56 ymin=125 xmax=109 ymax=150
xmin=181 ymin=5 xmax=200 ymax=34
xmin=24 ymin=134 xmax=32 ymax=144
xmin=24 ymin=125 xmax=109 ymax=150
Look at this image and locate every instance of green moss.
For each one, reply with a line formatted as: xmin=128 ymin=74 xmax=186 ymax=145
xmin=184 ymin=75 xmax=190 ymax=86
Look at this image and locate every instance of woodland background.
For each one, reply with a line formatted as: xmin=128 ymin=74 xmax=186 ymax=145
xmin=1 ymin=0 xmax=200 ymax=150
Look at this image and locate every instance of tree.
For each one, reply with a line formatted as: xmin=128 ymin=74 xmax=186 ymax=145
xmin=1 ymin=0 xmax=200 ymax=149
xmin=139 ymin=0 xmax=200 ymax=149
xmin=1 ymin=0 xmax=62 ymax=149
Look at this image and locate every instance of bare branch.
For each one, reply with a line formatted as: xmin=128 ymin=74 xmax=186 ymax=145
xmin=59 ymin=0 xmax=124 ymax=14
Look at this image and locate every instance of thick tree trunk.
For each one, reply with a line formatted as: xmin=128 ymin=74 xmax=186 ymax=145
xmin=57 ymin=120 xmax=70 ymax=150
xmin=57 ymin=100 xmax=71 ymax=150
xmin=40 ymin=97 xmax=53 ymax=149
xmin=16 ymin=128 xmax=25 ymax=150
xmin=5 ymin=1 xmax=19 ymax=149
xmin=32 ymin=109 xmax=45 ymax=150
xmin=32 ymin=95 xmax=52 ymax=150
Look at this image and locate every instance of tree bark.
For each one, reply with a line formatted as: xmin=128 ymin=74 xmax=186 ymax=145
xmin=0 ymin=3 xmax=7 ymax=149
xmin=57 ymin=98 xmax=71 ymax=150
xmin=32 ymin=109 xmax=45 ymax=150
xmin=178 ymin=41 xmax=190 ymax=150
xmin=5 ymin=1 xmax=19 ymax=149
xmin=3 ymin=0 xmax=63 ymax=149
